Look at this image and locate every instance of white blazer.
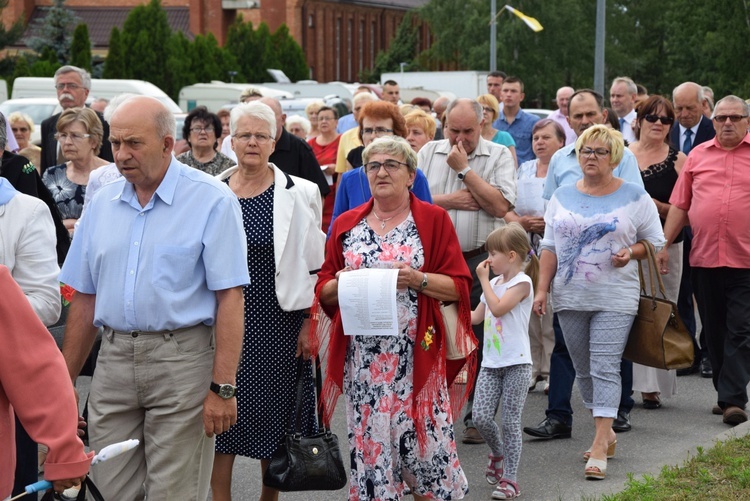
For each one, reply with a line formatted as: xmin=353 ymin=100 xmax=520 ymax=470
xmin=218 ymin=163 xmax=325 ymax=311
xmin=0 ymin=189 xmax=61 ymax=326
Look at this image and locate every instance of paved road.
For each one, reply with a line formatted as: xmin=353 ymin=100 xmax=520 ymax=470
xmin=209 ymin=371 xmax=747 ymax=500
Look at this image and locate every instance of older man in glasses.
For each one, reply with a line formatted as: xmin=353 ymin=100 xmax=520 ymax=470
xmin=658 ymin=96 xmax=750 ymax=426
xmin=418 ymin=97 xmax=516 ymax=444
xmin=40 ymin=66 xmax=113 ymax=173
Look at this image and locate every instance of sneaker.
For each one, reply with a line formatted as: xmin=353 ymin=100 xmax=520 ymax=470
xmin=485 ymin=454 xmax=504 ymax=485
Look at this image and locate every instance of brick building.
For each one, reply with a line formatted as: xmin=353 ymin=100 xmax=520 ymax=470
xmin=5 ymin=0 xmax=431 ymax=83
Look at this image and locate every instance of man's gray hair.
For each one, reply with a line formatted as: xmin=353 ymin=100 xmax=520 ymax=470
xmin=712 ymin=95 xmax=749 ymax=118
xmin=362 ymin=136 xmax=418 ymax=173
xmin=154 ymin=101 xmax=176 ymax=139
xmin=611 ymin=76 xmax=637 ymax=95
xmin=672 ymin=82 xmax=705 ymax=105
xmin=103 ymin=93 xmax=138 ymax=122
xmin=230 ymin=102 xmax=276 ymax=137
xmin=445 ymin=98 xmax=483 ymax=124
xmin=0 ymin=113 xmax=7 ymax=150
xmin=353 ymin=92 xmax=377 ymax=107
xmin=54 ymin=65 xmax=91 ymax=90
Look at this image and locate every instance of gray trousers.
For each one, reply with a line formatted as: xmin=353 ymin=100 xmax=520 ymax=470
xmin=557 ymin=311 xmax=634 ymax=418
xmin=89 ymin=325 xmax=215 ymax=500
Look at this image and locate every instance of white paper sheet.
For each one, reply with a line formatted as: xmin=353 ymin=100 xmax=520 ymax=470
xmin=514 ymin=177 xmax=546 ymax=217
xmin=338 ymin=268 xmax=399 ymax=336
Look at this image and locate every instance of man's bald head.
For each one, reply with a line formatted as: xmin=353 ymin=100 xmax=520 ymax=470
xmin=259 ymin=97 xmax=286 ymax=140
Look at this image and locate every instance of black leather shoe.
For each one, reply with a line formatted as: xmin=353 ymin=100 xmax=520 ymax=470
xmin=700 ymin=357 xmax=713 ymax=378
xmin=612 ymin=411 xmax=631 ymax=432
xmin=523 ymin=418 xmax=572 ymax=439
xmin=677 ymin=359 xmax=699 ymax=376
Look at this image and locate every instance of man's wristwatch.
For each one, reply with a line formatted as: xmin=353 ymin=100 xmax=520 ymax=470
xmin=210 ymin=382 xmax=237 ymax=399
xmin=457 ymin=166 xmax=472 ymax=181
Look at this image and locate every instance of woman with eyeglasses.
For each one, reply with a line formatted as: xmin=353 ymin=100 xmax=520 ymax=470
xmin=308 ymin=105 xmax=341 ymax=232
xmin=177 ymin=106 xmax=235 ymax=176
xmin=313 ymin=135 xmax=474 ymax=500
xmin=41 ymin=107 xmax=109 ymax=236
xmin=628 ymin=96 xmax=687 ymax=411
xmin=212 ymin=102 xmax=325 ymax=501
xmin=8 ymin=112 xmax=42 ymax=172
xmin=533 ymin=124 xmax=664 ymax=481
xmin=331 ymin=101 xmax=432 ymax=235
xmin=477 ymin=94 xmax=518 ymax=167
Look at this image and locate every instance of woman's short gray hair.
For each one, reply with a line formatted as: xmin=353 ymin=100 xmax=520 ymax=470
xmin=285 ymin=114 xmax=311 ymax=135
xmin=8 ymin=112 xmax=35 ymax=133
xmin=230 ymin=102 xmax=276 ymax=137
xmin=362 ymin=136 xmax=418 ymax=173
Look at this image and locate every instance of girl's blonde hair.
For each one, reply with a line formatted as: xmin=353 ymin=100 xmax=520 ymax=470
xmin=485 ymin=222 xmax=539 ymax=289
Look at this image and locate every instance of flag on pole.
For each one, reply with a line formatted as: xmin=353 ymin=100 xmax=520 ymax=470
xmin=504 ymin=5 xmax=544 ymax=32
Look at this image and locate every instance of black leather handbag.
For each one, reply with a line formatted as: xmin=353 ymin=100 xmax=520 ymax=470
xmin=262 ymin=358 xmax=347 ymax=492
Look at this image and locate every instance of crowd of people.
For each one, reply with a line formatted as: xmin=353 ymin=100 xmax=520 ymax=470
xmin=1 ymin=64 xmax=749 ymax=501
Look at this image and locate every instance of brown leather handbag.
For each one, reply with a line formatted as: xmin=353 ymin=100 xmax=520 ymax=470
xmin=623 ymin=241 xmax=694 ymax=370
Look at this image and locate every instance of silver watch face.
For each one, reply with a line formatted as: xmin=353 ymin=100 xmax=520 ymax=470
xmin=218 ymin=384 xmax=236 ymax=399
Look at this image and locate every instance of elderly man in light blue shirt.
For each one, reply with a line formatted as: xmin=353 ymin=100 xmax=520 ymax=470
xmin=60 ymin=96 xmax=249 ymax=501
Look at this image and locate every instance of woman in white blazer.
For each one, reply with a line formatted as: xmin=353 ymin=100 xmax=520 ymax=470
xmin=0 ymin=177 xmax=61 ymax=326
xmin=211 ymin=102 xmax=325 ymax=501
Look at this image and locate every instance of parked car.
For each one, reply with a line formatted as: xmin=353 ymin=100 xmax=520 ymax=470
xmin=525 ymin=108 xmax=554 ymax=120
xmin=0 ymin=97 xmax=61 ymax=145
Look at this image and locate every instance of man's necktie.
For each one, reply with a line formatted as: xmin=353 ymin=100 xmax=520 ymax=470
xmin=683 ymin=129 xmax=693 ymax=155
xmin=619 ymin=117 xmax=625 ymax=131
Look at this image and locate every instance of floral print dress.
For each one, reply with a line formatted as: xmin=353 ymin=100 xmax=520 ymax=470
xmin=341 ymin=215 xmax=468 ymax=500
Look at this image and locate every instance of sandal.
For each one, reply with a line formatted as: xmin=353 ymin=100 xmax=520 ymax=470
xmin=485 ymin=454 xmax=504 ymax=485
xmin=583 ymin=439 xmax=616 ymax=461
xmin=585 ymin=457 xmax=607 ymax=480
xmin=491 ymin=479 xmax=520 ymax=499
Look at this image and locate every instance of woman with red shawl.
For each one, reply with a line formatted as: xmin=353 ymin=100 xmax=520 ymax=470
xmin=313 ymin=136 xmax=476 ymax=500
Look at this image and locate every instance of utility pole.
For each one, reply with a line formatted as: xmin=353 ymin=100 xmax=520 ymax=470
xmin=594 ymin=0 xmax=606 ymax=95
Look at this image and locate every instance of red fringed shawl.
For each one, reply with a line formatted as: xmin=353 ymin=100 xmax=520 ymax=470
xmin=311 ymin=193 xmax=477 ymax=448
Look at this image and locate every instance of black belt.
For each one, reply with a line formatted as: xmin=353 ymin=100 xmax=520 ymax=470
xmin=109 ymin=324 xmax=204 ymax=338
xmin=462 ymin=244 xmax=487 ymax=260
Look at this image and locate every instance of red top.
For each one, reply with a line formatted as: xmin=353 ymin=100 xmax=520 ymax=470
xmin=670 ymin=134 xmax=750 ymax=268
xmin=312 ymin=194 xmax=477 ymax=447
xmin=0 ymin=266 xmax=93 ymax=498
xmin=308 ymin=135 xmax=341 ymax=172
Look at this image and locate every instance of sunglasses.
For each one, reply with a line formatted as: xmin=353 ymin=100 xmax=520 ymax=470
xmin=643 ymin=114 xmax=674 ymax=125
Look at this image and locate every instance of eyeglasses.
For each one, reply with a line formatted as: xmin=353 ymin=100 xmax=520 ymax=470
xmin=190 ymin=126 xmax=215 ymax=134
xmin=233 ymin=132 xmax=272 ymax=144
xmin=482 ymin=107 xmax=494 ymax=114
xmin=643 ymin=114 xmax=674 ymax=125
xmin=713 ymin=114 xmax=749 ymax=123
xmin=55 ymin=83 xmax=82 ymax=91
xmin=54 ymin=132 xmax=91 ymax=142
xmin=362 ymin=127 xmax=394 ymax=136
xmin=317 ymin=116 xmax=336 ymax=122
xmin=11 ymin=127 xmax=29 ymax=133
xmin=365 ymin=160 xmax=409 ymax=173
xmin=579 ymin=147 xmax=611 ymax=159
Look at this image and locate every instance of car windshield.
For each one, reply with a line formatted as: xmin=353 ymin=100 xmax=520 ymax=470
xmin=0 ymin=102 xmax=58 ymax=125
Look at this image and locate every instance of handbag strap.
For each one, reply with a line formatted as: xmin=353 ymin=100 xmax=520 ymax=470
xmin=636 ymin=240 xmax=667 ymax=300
xmin=285 ymin=357 xmax=326 ymax=435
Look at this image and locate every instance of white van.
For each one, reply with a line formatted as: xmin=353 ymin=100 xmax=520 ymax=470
xmin=12 ymin=77 xmax=182 ymax=113
xmin=178 ymin=82 xmax=293 ymax=112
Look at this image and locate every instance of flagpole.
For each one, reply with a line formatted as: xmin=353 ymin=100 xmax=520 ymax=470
xmin=490 ymin=0 xmax=497 ymax=71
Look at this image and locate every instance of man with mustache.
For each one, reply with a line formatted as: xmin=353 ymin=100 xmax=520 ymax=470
xmin=40 ymin=66 xmax=113 ymax=174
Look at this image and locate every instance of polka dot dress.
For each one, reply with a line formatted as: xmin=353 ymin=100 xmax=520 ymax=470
xmin=216 ymin=181 xmax=317 ymax=459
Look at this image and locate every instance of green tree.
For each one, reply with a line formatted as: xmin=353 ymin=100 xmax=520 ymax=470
xmin=163 ymin=31 xmax=193 ymax=99
xmin=70 ymin=23 xmax=91 ymax=71
xmin=27 ymin=0 xmax=79 ymax=64
xmin=189 ymin=32 xmax=239 ymax=84
xmin=225 ymin=15 xmax=257 ymax=82
xmin=103 ymin=27 xmax=125 ymax=78
xmin=120 ymin=0 xmax=172 ymax=89
xmin=271 ymin=24 xmax=308 ymax=81
xmin=360 ymin=11 xmax=420 ymax=83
